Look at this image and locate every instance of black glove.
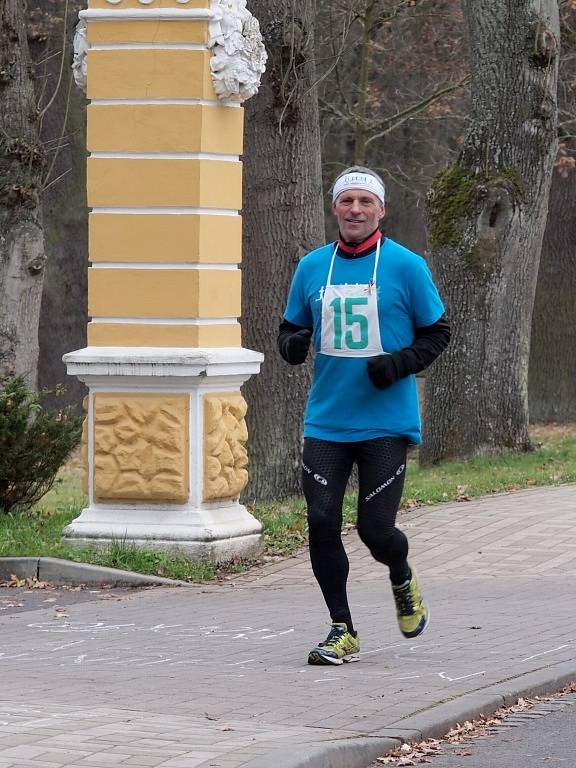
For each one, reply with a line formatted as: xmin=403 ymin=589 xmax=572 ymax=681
xmin=367 ymin=354 xmax=400 ymax=390
xmin=367 ymin=315 xmax=451 ymax=389
xmin=278 ymin=327 xmax=312 ymax=365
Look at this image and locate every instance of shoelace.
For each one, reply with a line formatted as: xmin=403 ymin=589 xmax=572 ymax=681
xmin=320 ymin=626 xmax=346 ymax=647
xmin=394 ymin=584 xmax=415 ymax=615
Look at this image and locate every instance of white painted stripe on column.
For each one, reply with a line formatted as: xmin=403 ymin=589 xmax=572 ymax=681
xmin=91 ymin=43 xmax=207 ymax=51
xmin=91 ymin=99 xmax=241 ymax=107
xmin=90 ymin=152 xmax=239 ymax=161
xmin=80 ymin=9 xmax=214 ymax=20
xmin=90 ymin=262 xmax=238 ymax=270
xmin=91 ymin=207 xmax=240 ymax=215
xmin=91 ymin=318 xmax=238 ymax=325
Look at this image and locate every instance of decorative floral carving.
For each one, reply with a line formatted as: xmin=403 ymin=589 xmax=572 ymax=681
xmin=204 ymin=393 xmax=249 ymax=501
xmin=72 ymin=1 xmax=266 ymax=102
xmin=93 ymin=394 xmax=189 ymax=502
xmin=208 ymin=0 xmax=267 ymax=102
xmin=72 ymin=18 xmax=89 ymax=94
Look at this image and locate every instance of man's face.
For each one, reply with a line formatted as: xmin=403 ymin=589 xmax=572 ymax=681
xmin=332 ymin=189 xmax=385 ymax=244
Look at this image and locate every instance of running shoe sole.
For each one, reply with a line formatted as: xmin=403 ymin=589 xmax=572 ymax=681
xmin=307 ymin=650 xmax=360 ymax=665
xmin=401 ymin=606 xmax=430 ymax=638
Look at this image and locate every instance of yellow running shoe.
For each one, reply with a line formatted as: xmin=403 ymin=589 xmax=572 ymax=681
xmin=392 ymin=567 xmax=429 ymax=638
xmin=307 ymin=622 xmax=360 ymax=665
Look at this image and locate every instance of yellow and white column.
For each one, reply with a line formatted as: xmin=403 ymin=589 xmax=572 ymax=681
xmin=63 ymin=0 xmax=267 ymax=562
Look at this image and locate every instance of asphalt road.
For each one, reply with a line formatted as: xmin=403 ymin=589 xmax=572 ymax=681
xmin=369 ymin=692 xmax=576 ymax=767
xmin=0 ymin=585 xmax=134 ymax=615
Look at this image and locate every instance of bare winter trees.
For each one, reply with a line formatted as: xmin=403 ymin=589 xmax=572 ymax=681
xmin=315 ymin=0 xmax=469 ymax=246
xmin=421 ymin=0 xmax=560 ymax=463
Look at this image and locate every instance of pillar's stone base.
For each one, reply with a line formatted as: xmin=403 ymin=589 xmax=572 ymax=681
xmin=62 ymin=500 xmax=264 ymax=562
xmin=63 ymin=346 xmax=264 ymax=564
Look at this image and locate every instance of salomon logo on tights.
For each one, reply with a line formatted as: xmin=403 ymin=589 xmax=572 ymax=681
xmin=364 ymin=463 xmax=405 ymax=502
xmin=303 ymin=462 xmax=327 ymax=486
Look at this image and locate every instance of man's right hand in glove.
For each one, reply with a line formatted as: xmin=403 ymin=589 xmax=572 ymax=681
xmin=277 ymin=321 xmax=313 ymax=365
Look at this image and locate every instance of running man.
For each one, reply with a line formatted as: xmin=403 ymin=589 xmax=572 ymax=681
xmin=278 ymin=166 xmax=450 ymax=665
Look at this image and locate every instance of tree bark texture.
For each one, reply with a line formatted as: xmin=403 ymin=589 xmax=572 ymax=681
xmin=0 ymin=0 xmax=47 ymax=387
xmin=242 ymin=0 xmax=325 ymax=501
xmin=529 ymin=153 xmax=576 ymax=421
xmin=528 ymin=3 xmax=576 ymax=423
xmin=421 ymin=0 xmax=560 ymax=463
xmin=29 ymin=1 xmax=88 ymax=411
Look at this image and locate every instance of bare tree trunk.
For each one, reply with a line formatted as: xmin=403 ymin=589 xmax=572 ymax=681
xmin=29 ymin=1 xmax=88 ymax=411
xmin=421 ymin=0 xmax=560 ymax=464
xmin=529 ymin=153 xmax=576 ymax=422
xmin=0 ymin=0 xmax=46 ymax=386
xmin=243 ymin=0 xmax=325 ymax=501
xmin=529 ymin=4 xmax=576 ymax=423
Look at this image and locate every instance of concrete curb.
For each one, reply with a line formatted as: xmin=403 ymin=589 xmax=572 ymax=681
xmin=241 ymin=661 xmax=576 ymax=768
xmin=241 ymin=737 xmax=401 ymax=768
xmin=0 ymin=557 xmax=188 ymax=587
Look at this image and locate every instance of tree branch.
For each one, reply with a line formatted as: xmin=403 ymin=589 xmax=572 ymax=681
xmin=365 ymin=75 xmax=470 ymax=147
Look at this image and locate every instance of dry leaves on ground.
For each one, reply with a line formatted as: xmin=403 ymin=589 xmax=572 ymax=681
xmin=2 ymin=575 xmax=51 ymax=589
xmin=1 ymin=576 xmax=88 ymax=591
xmin=376 ymin=684 xmax=576 ymax=765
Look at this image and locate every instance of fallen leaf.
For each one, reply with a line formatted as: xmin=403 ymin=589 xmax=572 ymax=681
xmin=8 ymin=575 xmax=26 ymax=588
xmin=28 ymin=579 xmax=50 ymax=589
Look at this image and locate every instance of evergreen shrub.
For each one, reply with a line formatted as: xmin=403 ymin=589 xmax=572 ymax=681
xmin=0 ymin=377 xmax=82 ymax=514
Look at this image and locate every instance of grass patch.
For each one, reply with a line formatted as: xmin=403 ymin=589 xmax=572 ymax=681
xmin=0 ymin=471 xmax=215 ymax=582
xmin=1 ymin=425 xmax=575 ymax=581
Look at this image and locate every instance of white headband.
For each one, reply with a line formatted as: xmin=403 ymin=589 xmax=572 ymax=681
xmin=332 ymin=172 xmax=385 ymax=204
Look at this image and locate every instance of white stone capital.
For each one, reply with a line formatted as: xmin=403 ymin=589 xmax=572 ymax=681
xmin=64 ymin=346 xmax=264 ymax=383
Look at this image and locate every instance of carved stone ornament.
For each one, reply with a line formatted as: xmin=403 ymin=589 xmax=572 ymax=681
xmin=72 ymin=18 xmax=88 ymax=94
xmin=93 ymin=393 xmax=190 ymax=502
xmin=204 ymin=393 xmax=249 ymax=501
xmin=208 ymin=0 xmax=267 ymax=102
xmin=72 ymin=2 xmax=266 ymax=102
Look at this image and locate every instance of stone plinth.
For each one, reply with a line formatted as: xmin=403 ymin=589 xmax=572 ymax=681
xmin=62 ymin=348 xmax=264 ymax=561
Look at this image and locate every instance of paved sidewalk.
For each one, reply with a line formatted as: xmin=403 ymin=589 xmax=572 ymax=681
xmin=1 ymin=485 xmax=576 ymax=768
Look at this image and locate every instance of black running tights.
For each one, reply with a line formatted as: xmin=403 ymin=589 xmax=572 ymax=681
xmin=302 ymin=436 xmax=409 ymax=629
